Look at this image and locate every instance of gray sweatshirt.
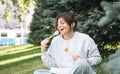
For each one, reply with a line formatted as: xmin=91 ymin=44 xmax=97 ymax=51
xmin=41 ymin=32 xmax=102 ymax=68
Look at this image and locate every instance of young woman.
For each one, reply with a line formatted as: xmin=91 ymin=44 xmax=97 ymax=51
xmin=34 ymin=11 xmax=102 ymax=74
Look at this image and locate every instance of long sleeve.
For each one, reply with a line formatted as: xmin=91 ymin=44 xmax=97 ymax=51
xmin=87 ymin=38 xmax=102 ymax=66
xmin=41 ymin=39 xmax=58 ymax=68
xmin=41 ymin=52 xmax=57 ymax=68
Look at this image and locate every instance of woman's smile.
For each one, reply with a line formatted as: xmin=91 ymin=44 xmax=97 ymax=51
xmin=57 ymin=17 xmax=71 ymax=35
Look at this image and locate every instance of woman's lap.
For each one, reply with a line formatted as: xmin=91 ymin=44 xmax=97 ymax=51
xmin=69 ymin=59 xmax=94 ymax=74
xmin=34 ymin=59 xmax=95 ymax=74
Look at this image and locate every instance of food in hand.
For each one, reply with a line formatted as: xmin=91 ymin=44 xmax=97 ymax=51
xmin=48 ymin=30 xmax=59 ymax=39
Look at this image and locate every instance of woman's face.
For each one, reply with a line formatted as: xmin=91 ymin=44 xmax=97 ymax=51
xmin=57 ymin=17 xmax=72 ymax=35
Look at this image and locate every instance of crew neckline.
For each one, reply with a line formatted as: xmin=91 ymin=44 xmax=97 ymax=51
xmin=60 ymin=32 xmax=76 ymax=41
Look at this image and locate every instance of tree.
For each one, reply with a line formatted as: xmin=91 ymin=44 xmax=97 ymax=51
xmin=79 ymin=1 xmax=120 ymax=57
xmin=0 ymin=0 xmax=36 ymax=26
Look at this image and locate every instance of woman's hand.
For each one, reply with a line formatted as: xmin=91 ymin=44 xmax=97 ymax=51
xmin=40 ymin=38 xmax=50 ymax=54
xmin=72 ymin=54 xmax=90 ymax=63
xmin=72 ymin=55 xmax=80 ymax=61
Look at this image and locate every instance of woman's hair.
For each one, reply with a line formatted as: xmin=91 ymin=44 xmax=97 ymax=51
xmin=55 ymin=10 xmax=77 ymax=31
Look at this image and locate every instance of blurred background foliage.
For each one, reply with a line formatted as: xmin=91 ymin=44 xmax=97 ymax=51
xmin=29 ymin=0 xmax=120 ymax=58
xmin=1 ymin=0 xmax=36 ymax=22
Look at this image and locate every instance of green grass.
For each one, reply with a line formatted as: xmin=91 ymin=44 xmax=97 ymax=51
xmin=0 ymin=44 xmax=113 ymax=74
xmin=0 ymin=44 xmax=47 ymax=74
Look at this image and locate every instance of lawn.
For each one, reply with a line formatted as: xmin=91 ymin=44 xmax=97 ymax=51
xmin=0 ymin=44 xmax=110 ymax=74
xmin=0 ymin=44 xmax=47 ymax=74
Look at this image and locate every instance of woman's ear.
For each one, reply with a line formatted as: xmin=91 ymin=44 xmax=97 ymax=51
xmin=71 ymin=22 xmax=75 ymax=29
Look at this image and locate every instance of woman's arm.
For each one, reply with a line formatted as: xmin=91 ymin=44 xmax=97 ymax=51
xmin=86 ymin=38 xmax=102 ymax=66
xmin=41 ymin=52 xmax=58 ymax=68
xmin=41 ymin=38 xmax=58 ymax=68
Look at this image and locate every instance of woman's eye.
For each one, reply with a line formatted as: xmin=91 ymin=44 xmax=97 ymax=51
xmin=61 ymin=22 xmax=64 ymax=24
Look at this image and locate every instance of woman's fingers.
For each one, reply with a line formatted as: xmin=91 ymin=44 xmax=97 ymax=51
xmin=72 ymin=55 xmax=80 ymax=61
xmin=40 ymin=38 xmax=50 ymax=53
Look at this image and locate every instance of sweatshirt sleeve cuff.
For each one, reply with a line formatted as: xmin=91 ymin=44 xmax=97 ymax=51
xmin=41 ymin=52 xmax=48 ymax=60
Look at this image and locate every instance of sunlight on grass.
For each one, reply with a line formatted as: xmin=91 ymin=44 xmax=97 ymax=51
xmin=0 ymin=58 xmax=47 ymax=74
xmin=0 ymin=46 xmax=40 ymax=56
xmin=0 ymin=44 xmax=46 ymax=74
xmin=0 ymin=44 xmax=33 ymax=55
xmin=0 ymin=44 xmax=48 ymax=74
xmin=0 ymin=53 xmax=41 ymax=66
xmin=0 ymin=44 xmax=25 ymax=50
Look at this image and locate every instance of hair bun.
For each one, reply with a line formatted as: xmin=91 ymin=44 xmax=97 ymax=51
xmin=68 ymin=10 xmax=75 ymax=18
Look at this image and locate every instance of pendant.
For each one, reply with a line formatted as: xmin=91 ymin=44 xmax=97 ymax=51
xmin=65 ymin=48 xmax=69 ymax=53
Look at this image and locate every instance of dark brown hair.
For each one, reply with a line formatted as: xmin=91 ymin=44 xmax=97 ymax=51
xmin=55 ymin=10 xmax=77 ymax=31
